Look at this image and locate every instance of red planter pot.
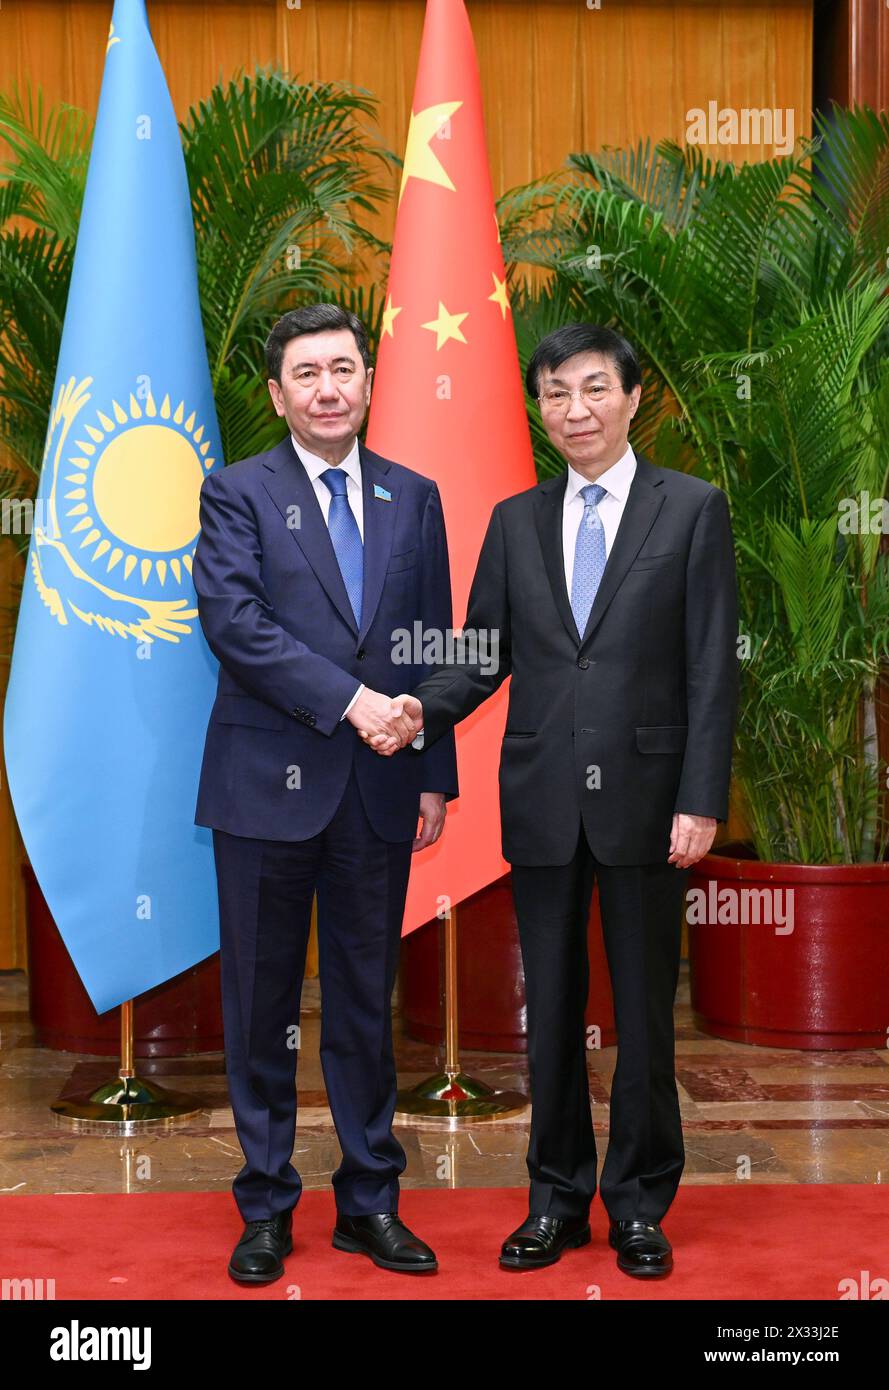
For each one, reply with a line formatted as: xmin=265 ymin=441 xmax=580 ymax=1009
xmin=23 ymin=862 xmax=224 ymax=1057
xmin=400 ymin=872 xmax=616 ymax=1052
xmin=688 ymin=845 xmax=889 ymax=1049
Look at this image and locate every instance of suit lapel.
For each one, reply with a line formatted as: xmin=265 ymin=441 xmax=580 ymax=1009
xmin=579 ymin=453 xmax=665 ymax=647
xmin=534 ymin=452 xmax=666 ymax=649
xmin=534 ymin=471 xmax=578 ymax=647
xmin=355 ymin=440 xmax=398 ymax=644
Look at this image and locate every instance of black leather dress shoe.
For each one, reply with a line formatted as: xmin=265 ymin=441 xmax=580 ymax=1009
xmin=228 ymin=1209 xmax=293 ymax=1284
xmin=608 ymin=1219 xmax=673 ymax=1277
xmin=332 ymin=1213 xmax=437 ymax=1272
xmin=499 ymin=1213 xmax=591 ymax=1270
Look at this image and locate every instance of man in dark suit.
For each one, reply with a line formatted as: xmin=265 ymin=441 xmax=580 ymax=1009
xmin=192 ymin=304 xmax=457 ymax=1284
xmin=364 ymin=324 xmax=738 ymax=1278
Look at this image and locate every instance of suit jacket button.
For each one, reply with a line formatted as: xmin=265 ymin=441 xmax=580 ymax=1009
xmin=356 ymin=648 xmax=366 ymax=660
xmin=578 ymin=657 xmax=590 ymax=669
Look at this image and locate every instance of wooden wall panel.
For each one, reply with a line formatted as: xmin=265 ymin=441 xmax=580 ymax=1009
xmin=0 ymin=2 xmax=814 ymax=225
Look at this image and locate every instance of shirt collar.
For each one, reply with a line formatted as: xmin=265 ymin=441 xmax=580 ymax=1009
xmin=565 ymin=442 xmax=636 ymax=504
xmin=291 ymin=433 xmax=361 ymax=487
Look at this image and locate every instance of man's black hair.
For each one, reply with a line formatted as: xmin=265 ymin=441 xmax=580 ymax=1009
xmin=265 ymin=303 xmax=371 ymax=383
xmin=525 ymin=323 xmax=641 ymax=398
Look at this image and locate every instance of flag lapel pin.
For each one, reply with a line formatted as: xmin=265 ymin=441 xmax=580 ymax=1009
xmin=373 ymin=484 xmax=392 ymax=501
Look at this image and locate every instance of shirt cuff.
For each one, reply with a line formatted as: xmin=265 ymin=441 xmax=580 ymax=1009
xmin=340 ymin=683 xmax=364 ymax=721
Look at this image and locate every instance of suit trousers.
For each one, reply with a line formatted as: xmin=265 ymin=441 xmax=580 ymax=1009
xmin=510 ymin=819 xmax=689 ymax=1224
xmin=212 ymin=764 xmax=415 ymax=1222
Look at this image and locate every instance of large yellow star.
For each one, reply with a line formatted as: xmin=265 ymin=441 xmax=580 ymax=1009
xmin=489 ymin=272 xmax=510 ymax=319
xmin=398 ymin=102 xmax=463 ymax=205
xmin=421 ymin=302 xmax=469 ymax=350
xmin=381 ymin=295 xmax=402 ymax=339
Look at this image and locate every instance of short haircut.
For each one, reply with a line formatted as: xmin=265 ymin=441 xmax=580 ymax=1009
xmin=525 ymin=323 xmax=642 ymax=398
xmin=265 ymin=303 xmax=371 ymax=383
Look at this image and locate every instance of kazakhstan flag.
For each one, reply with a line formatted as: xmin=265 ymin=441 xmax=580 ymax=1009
xmin=3 ymin=0 xmax=222 ymax=1012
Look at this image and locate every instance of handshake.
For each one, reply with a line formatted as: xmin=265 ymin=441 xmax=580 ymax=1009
xmin=346 ymin=687 xmax=424 ymax=756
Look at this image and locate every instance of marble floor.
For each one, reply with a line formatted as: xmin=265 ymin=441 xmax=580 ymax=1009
xmin=1 ymin=964 xmax=887 ymax=1203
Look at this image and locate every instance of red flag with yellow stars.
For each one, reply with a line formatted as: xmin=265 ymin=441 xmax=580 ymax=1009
xmin=366 ymin=0 xmax=537 ymax=935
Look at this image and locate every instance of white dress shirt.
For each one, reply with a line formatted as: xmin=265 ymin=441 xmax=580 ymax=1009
xmin=290 ymin=435 xmax=364 ymax=719
xmin=562 ymin=443 xmax=637 ymax=595
xmin=291 ymin=433 xmax=364 ymax=539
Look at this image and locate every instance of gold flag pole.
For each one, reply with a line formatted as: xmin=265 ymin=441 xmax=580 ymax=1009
xmin=396 ymin=904 xmax=527 ymax=1124
xmin=52 ymin=998 xmax=203 ymax=1133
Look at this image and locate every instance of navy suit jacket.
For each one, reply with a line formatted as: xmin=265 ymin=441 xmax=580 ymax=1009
xmin=192 ymin=434 xmax=459 ymax=842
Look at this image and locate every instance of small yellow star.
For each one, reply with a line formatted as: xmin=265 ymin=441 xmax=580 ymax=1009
xmin=399 ymin=102 xmax=463 ymax=205
xmin=381 ymin=295 xmax=402 ymax=339
xmin=421 ymin=301 xmax=469 ymax=350
xmin=489 ymin=272 xmax=510 ymax=319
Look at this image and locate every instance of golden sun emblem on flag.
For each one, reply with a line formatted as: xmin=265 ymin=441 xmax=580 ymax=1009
xmin=31 ymin=375 xmax=215 ymax=643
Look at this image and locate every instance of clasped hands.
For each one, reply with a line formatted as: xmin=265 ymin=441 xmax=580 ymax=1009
xmin=346 ymin=687 xmax=423 ymax=755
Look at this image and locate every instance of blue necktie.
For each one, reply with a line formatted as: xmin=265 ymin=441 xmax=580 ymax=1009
xmin=320 ymin=467 xmax=363 ymax=627
xmin=570 ymin=482 xmax=607 ymax=639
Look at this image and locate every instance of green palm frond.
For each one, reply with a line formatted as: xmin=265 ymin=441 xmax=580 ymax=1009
xmin=568 ymin=137 xmax=707 ymax=235
xmin=0 ymin=83 xmax=90 ymax=241
xmin=337 ymin=283 xmax=386 ymax=360
xmin=180 ymin=68 xmax=395 ymax=381
xmin=0 ymin=227 xmax=72 ymax=482
xmin=811 ymin=102 xmax=889 ymax=280
xmin=0 ymin=179 xmax=26 ymax=230
xmin=212 ymin=367 xmax=284 ymax=465
xmin=0 ymin=72 xmax=395 ymax=501
xmin=768 ymin=517 xmax=846 ymax=671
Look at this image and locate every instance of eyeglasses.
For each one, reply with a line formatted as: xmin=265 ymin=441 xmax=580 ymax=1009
xmin=538 ymin=384 xmax=620 ymax=410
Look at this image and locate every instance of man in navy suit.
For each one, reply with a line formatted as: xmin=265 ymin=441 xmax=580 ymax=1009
xmin=192 ymin=304 xmax=456 ymax=1284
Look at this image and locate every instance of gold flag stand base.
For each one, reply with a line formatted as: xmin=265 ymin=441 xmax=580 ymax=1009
xmin=395 ymin=905 xmax=528 ymax=1126
xmin=396 ymin=1070 xmax=527 ymax=1122
xmin=51 ymin=1000 xmax=203 ymax=1134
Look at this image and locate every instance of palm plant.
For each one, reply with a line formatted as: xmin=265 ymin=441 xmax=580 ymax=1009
xmin=500 ymin=104 xmax=889 ymax=864
xmin=0 ymin=68 xmax=396 ymax=575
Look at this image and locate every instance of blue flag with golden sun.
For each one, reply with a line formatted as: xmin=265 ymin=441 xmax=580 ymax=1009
xmin=3 ymin=0 xmax=222 ymax=1012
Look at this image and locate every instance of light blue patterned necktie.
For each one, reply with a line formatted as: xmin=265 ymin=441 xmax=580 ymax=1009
xmin=320 ymin=467 xmax=363 ymax=627
xmin=570 ymin=482 xmax=607 ymax=639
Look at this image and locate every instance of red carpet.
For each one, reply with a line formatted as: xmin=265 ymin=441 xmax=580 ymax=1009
xmin=2 ymin=1185 xmax=885 ymax=1300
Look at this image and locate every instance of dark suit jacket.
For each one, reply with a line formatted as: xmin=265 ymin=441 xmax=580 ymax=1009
xmin=192 ymin=435 xmax=458 ymax=842
xmin=413 ymin=451 xmax=738 ymax=866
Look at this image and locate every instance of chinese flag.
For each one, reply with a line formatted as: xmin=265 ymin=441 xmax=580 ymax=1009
xmin=366 ymin=0 xmax=537 ymax=934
